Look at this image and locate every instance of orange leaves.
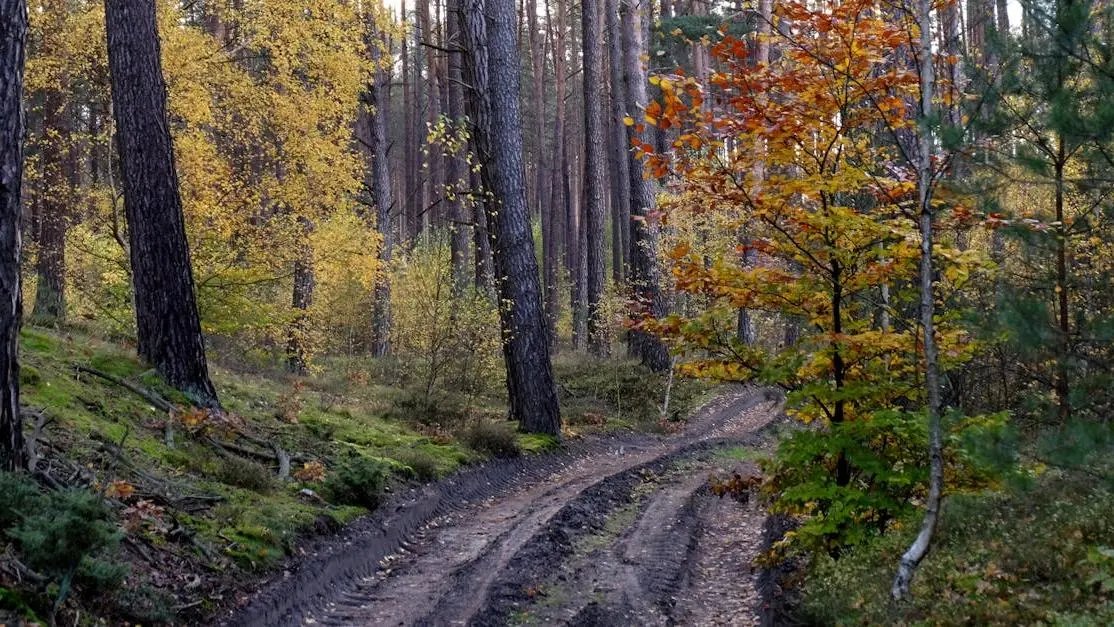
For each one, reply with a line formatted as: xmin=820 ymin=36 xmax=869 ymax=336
xmin=294 ymin=461 xmax=327 ymax=483
xmin=105 ymin=479 xmax=136 ymax=500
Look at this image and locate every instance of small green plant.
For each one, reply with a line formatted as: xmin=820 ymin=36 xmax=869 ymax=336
xmin=392 ymin=448 xmax=443 ymax=481
xmin=324 ymin=453 xmax=391 ymax=507
xmin=463 ymin=421 xmax=521 ymax=458
xmin=0 ymin=472 xmax=41 ymax=530
xmin=7 ymin=487 xmax=124 ymax=613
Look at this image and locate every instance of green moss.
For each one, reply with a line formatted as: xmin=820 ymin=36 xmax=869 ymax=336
xmin=518 ymin=433 xmax=561 ymax=454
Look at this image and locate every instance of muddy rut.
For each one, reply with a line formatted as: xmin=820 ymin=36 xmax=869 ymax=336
xmin=224 ymin=387 xmax=781 ymax=627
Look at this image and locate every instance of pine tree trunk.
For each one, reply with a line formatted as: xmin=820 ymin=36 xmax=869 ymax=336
xmin=620 ymin=0 xmax=670 ymax=372
xmin=0 ymin=0 xmax=26 ymax=471
xmin=447 ymin=0 xmax=470 ymax=293
xmin=105 ymin=0 xmax=219 ymax=408
xmin=548 ymin=0 xmax=568 ymax=345
xmin=287 ymin=220 xmax=315 ymax=375
xmin=402 ymin=0 xmax=416 ymax=240
xmin=30 ymin=86 xmax=70 ymax=327
xmin=582 ymin=0 xmax=608 ymax=356
xmin=460 ymin=0 xmax=561 ymax=435
xmin=606 ymin=0 xmax=630 ymax=285
xmin=367 ymin=31 xmax=394 ymax=358
xmin=894 ymin=0 xmax=943 ymax=598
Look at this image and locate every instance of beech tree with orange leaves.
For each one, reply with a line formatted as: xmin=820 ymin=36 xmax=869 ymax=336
xmin=641 ymin=0 xmax=989 ymax=557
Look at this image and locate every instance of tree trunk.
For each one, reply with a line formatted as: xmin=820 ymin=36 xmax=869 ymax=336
xmin=367 ymin=30 xmax=394 ymax=358
xmin=582 ymin=0 xmax=608 ymax=356
xmin=547 ymin=0 xmax=567 ymax=345
xmin=402 ymin=0 xmax=416 ymax=240
xmin=620 ymin=0 xmax=670 ymax=372
xmin=447 ymin=0 xmax=470 ymax=293
xmin=286 ymin=219 xmax=315 ymax=375
xmin=606 ymin=0 xmax=631 ymax=285
xmin=30 ymin=86 xmax=71 ymax=327
xmin=1054 ymin=138 xmax=1071 ymax=423
xmin=460 ymin=0 xmax=561 ymax=435
xmin=893 ymin=0 xmax=942 ymax=598
xmin=0 ymin=0 xmax=26 ymax=471
xmin=105 ymin=0 xmax=219 ymax=408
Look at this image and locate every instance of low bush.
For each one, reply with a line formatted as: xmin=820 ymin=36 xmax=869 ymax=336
xmin=323 ymin=453 xmax=391 ymax=507
xmin=214 ymin=456 xmax=275 ymax=493
xmin=463 ymin=421 xmax=521 ymax=458
xmin=392 ymin=448 xmax=443 ymax=481
xmin=797 ymin=473 xmax=1114 ymax=625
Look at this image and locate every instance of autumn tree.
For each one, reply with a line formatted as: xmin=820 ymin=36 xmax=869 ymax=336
xmin=643 ymin=0 xmax=982 ymax=557
xmin=104 ymin=0 xmax=218 ymax=406
xmin=459 ymin=0 xmax=561 ymax=435
xmin=0 ymin=0 xmax=27 ymax=471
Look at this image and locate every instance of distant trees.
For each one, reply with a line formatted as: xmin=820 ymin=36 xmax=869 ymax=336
xmin=0 ymin=0 xmax=27 ymax=471
xmin=104 ymin=0 xmax=218 ymax=407
xmin=459 ymin=0 xmax=561 ymax=435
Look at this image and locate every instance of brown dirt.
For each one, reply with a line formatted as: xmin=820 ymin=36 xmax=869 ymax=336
xmin=222 ymin=387 xmax=783 ymax=626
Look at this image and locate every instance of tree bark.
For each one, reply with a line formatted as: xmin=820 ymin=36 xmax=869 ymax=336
xmin=606 ymin=0 xmax=630 ymax=286
xmin=620 ymin=0 xmax=670 ymax=372
xmin=893 ymin=0 xmax=943 ymax=598
xmin=447 ymin=0 xmax=470 ymax=293
xmin=459 ymin=0 xmax=561 ymax=434
xmin=582 ymin=0 xmax=608 ymax=356
xmin=366 ymin=29 xmax=394 ymax=357
xmin=0 ymin=0 xmax=26 ymax=471
xmin=546 ymin=0 xmax=567 ymax=345
xmin=105 ymin=0 xmax=219 ymax=408
xmin=286 ymin=218 xmax=315 ymax=375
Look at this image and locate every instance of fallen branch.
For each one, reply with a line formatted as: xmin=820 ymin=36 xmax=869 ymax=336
xmin=22 ymin=407 xmax=52 ymax=473
xmin=73 ymin=364 xmax=175 ymax=413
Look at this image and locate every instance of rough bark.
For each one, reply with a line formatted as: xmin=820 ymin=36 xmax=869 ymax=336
xmin=582 ymin=0 xmax=608 ymax=356
xmin=366 ymin=33 xmax=394 ymax=358
xmin=0 ymin=0 xmax=26 ymax=471
xmin=606 ymin=0 xmax=631 ymax=284
xmin=459 ymin=0 xmax=561 ymax=434
xmin=447 ymin=0 xmax=470 ymax=293
xmin=893 ymin=0 xmax=943 ymax=598
xmin=546 ymin=0 xmax=567 ymax=345
xmin=105 ymin=0 xmax=219 ymax=408
xmin=620 ymin=0 xmax=670 ymax=372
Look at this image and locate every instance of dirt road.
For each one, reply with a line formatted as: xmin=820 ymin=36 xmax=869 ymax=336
xmin=226 ymin=387 xmax=782 ymax=627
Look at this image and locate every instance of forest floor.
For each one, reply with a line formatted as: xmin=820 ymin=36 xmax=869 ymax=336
xmin=224 ymin=387 xmax=785 ymax=627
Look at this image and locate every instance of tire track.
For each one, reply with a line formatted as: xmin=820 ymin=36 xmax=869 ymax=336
xmin=222 ymin=387 xmax=776 ymax=627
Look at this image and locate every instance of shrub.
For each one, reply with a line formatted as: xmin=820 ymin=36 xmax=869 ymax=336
xmin=9 ymin=489 xmax=122 ymax=578
xmin=392 ymin=448 xmax=443 ymax=481
xmin=0 ymin=471 xmax=41 ymax=530
xmin=463 ymin=421 xmax=521 ymax=459
xmin=214 ymin=456 xmax=275 ymax=493
xmin=797 ymin=475 xmax=1114 ymax=625
xmin=323 ymin=454 xmax=391 ymax=508
xmin=390 ymin=238 xmax=503 ymax=403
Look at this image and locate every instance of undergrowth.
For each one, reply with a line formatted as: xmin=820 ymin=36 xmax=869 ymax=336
xmin=2 ymin=325 xmax=703 ymax=623
xmin=797 ymin=471 xmax=1114 ymax=625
